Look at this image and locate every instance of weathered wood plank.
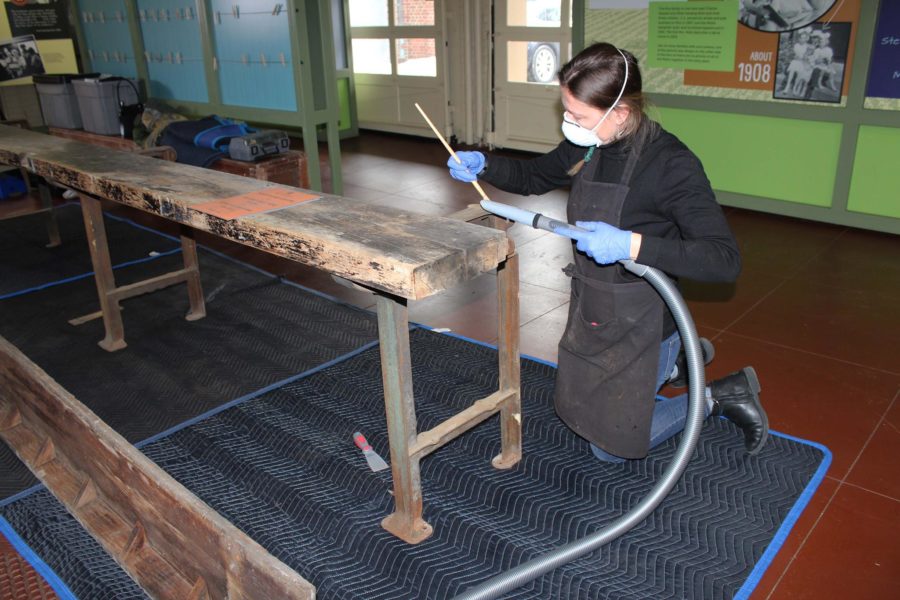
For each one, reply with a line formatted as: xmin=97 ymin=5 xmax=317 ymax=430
xmin=0 ymin=125 xmax=507 ymax=299
xmin=0 ymin=335 xmax=316 ymax=600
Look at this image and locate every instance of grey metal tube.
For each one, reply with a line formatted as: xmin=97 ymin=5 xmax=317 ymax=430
xmin=452 ymin=257 xmax=707 ymax=600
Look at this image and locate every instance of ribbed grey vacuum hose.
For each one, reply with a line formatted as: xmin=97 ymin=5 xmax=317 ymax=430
xmin=452 ymin=259 xmax=706 ymax=600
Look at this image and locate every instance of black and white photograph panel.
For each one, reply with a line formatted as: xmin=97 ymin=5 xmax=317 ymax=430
xmin=739 ymin=0 xmax=836 ymax=33
xmin=0 ymin=35 xmax=45 ymax=82
xmin=773 ymin=22 xmax=851 ymax=103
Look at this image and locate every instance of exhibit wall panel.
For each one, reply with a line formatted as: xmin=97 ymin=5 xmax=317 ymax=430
xmin=576 ymin=1 xmax=899 ymax=234
xmin=656 ymin=107 xmax=842 ymax=208
xmin=208 ymin=0 xmax=297 ymax=111
xmin=137 ymin=0 xmax=209 ymax=103
xmin=78 ymin=0 xmax=139 ymax=79
xmin=848 ymin=125 xmax=900 ymax=219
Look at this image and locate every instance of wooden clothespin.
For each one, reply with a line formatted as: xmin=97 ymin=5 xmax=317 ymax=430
xmin=260 ymin=53 xmax=267 ymax=67
xmin=241 ymin=54 xmax=249 ymax=66
xmin=279 ymin=52 xmax=286 ymax=66
xmin=185 ymin=6 xmax=194 ymax=20
xmin=175 ymin=52 xmax=183 ymax=65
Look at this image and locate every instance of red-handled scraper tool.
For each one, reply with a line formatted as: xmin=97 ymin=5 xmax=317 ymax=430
xmin=353 ymin=432 xmax=389 ymax=472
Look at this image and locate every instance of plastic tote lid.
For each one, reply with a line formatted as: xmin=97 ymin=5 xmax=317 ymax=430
xmin=32 ymin=73 xmax=101 ymax=84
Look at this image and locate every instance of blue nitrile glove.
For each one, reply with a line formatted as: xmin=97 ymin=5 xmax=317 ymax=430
xmin=447 ymin=151 xmax=485 ymax=183
xmin=571 ymin=221 xmax=633 ymax=264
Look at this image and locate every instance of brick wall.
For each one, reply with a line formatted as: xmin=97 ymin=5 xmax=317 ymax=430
xmin=395 ymin=0 xmax=435 ymax=60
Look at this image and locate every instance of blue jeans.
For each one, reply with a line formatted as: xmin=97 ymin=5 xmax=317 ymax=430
xmin=590 ymin=331 xmax=710 ymax=462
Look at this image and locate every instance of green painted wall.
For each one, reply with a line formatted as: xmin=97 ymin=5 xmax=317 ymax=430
xmin=848 ymin=126 xmax=900 ymax=219
xmin=656 ymin=107 xmax=842 ymax=207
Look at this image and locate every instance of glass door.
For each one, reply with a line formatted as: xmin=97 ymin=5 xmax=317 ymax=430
xmin=348 ymin=0 xmax=448 ymax=136
xmin=492 ymin=0 xmax=572 ymax=152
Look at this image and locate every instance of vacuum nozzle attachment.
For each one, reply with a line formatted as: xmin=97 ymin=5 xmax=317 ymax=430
xmin=479 ymin=199 xmax=587 ymax=240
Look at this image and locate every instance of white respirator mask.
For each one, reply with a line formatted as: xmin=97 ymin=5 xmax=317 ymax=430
xmin=561 ymin=47 xmax=629 ymax=147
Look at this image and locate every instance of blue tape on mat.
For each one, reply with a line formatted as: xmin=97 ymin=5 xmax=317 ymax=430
xmin=734 ymin=434 xmax=833 ymax=600
xmin=0 ymin=516 xmax=78 ymax=600
xmin=135 ymin=339 xmax=381 ymax=449
xmin=0 ymin=483 xmax=46 ymax=508
xmin=0 ymin=248 xmax=183 ymax=300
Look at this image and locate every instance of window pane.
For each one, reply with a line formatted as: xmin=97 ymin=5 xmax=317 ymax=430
xmin=332 ymin=0 xmax=347 ymax=69
xmin=348 ymin=0 xmax=388 ymax=27
xmin=508 ymin=0 xmax=561 ymax=27
xmin=395 ymin=0 xmax=434 ymax=26
xmin=396 ymin=38 xmax=436 ymax=76
xmin=508 ymin=41 xmax=560 ymax=84
xmin=352 ymin=38 xmax=392 ymax=74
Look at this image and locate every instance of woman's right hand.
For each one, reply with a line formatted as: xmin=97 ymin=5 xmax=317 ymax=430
xmin=447 ymin=151 xmax=485 ymax=182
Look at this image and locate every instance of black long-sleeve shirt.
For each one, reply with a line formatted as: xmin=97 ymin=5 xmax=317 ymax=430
xmin=480 ymin=124 xmax=741 ymax=283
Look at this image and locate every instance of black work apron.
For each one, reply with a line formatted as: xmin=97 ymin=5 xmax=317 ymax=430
xmin=554 ymin=143 xmax=664 ymax=459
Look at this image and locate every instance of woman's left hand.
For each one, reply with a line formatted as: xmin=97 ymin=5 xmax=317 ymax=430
xmin=571 ymin=221 xmax=634 ymax=264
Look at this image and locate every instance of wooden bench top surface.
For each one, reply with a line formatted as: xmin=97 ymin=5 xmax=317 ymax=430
xmin=0 ymin=125 xmax=507 ymax=300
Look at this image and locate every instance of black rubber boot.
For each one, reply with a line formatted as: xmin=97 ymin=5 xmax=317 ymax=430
xmin=710 ymin=367 xmax=769 ymax=455
xmin=668 ymin=337 xmax=715 ymax=388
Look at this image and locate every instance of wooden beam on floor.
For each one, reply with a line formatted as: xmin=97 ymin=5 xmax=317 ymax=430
xmin=0 ymin=335 xmax=316 ymax=600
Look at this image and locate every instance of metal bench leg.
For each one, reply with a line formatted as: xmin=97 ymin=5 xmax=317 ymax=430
xmin=179 ymin=227 xmax=206 ymax=321
xmin=376 ymin=293 xmax=433 ymax=544
xmin=493 ymin=252 xmax=522 ymax=469
xmin=79 ymin=194 xmax=127 ymax=352
xmin=38 ymin=182 xmax=61 ymax=248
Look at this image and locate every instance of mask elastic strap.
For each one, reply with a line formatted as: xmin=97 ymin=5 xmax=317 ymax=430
xmin=607 ymin=47 xmax=629 ymax=118
xmin=586 ymin=47 xmax=629 ymax=145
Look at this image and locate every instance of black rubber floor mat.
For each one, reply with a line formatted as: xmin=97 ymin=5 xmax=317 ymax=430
xmin=0 ymin=204 xmax=179 ymax=298
xmin=1 ymin=330 xmax=829 ymax=600
xmin=0 ymin=248 xmax=379 ymax=498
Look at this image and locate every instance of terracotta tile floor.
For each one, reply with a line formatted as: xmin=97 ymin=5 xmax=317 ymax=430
xmin=1 ymin=131 xmax=898 ymax=599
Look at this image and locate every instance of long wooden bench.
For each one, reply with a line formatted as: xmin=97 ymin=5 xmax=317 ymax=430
xmin=0 ymin=124 xmax=521 ymax=595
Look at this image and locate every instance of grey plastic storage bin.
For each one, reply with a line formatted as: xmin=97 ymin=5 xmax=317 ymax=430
xmin=33 ymin=74 xmax=99 ymax=129
xmin=72 ymin=78 xmax=140 ymax=136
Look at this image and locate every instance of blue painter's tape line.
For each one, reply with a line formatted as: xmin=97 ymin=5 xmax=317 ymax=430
xmin=0 ymin=483 xmax=46 ymax=508
xmin=135 ymin=339 xmax=381 ymax=449
xmin=1 ymin=206 xmax=182 ymax=300
xmin=0 ymin=248 xmax=183 ymax=300
xmin=0 ymin=516 xmax=78 ymax=599
xmin=734 ymin=435 xmax=832 ymax=600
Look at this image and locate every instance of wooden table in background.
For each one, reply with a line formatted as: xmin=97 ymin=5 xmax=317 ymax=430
xmin=48 ymin=126 xmax=309 ymax=189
